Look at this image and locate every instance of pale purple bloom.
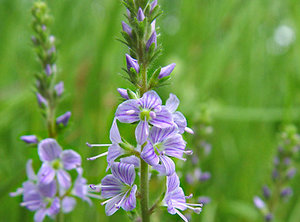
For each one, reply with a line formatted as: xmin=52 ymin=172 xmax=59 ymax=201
xmin=137 ymin=8 xmax=145 ymax=21
xmin=141 ymin=125 xmax=187 ymax=175
xmin=150 ymin=0 xmax=157 ymax=12
xmin=122 ymin=21 xmax=132 ymax=36
xmin=21 ymin=135 xmax=38 ymax=144
xmin=146 ymin=31 xmax=157 ymax=50
xmin=159 ymin=63 xmax=176 ymax=79
xmin=101 ymin=162 xmax=137 ymax=216
xmin=36 ymin=93 xmax=48 ymax=108
xmin=253 ymin=196 xmax=265 ymax=209
xmin=56 ymin=111 xmax=71 ymax=126
xmin=117 ymin=88 xmax=129 ymax=100
xmin=37 ymin=139 xmax=81 ymax=189
xmin=45 ymin=64 xmax=52 ymax=76
xmin=163 ymin=173 xmax=202 ymax=222
xmin=165 ymin=93 xmax=193 ymax=134
xmin=54 ymin=81 xmax=64 ymax=96
xmin=116 ymin=90 xmax=174 ymax=145
xmin=62 ymin=197 xmax=76 ymax=213
xmin=126 ymin=54 xmax=140 ymax=73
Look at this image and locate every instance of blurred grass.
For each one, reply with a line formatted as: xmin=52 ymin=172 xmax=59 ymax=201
xmin=0 ymin=0 xmax=300 ymax=221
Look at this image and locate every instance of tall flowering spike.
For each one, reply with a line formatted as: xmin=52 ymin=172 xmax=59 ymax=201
xmin=101 ymin=162 xmax=137 ymax=216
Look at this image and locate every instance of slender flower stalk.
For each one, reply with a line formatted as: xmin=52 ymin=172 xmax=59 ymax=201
xmin=89 ymin=1 xmax=202 ymax=221
xmin=254 ymin=125 xmax=300 ymax=221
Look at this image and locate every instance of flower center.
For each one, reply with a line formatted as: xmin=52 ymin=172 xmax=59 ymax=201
xmin=52 ymin=159 xmax=62 ymax=170
xmin=154 ymin=142 xmax=164 ymax=155
xmin=140 ymin=109 xmax=151 ymax=121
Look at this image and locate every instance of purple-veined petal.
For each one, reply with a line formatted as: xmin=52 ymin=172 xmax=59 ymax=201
xmin=167 ymin=173 xmax=180 ymax=193
xmin=104 ymin=194 xmax=123 ymax=216
xmin=38 ymin=180 xmax=57 ymax=198
xmin=139 ymin=90 xmax=162 ymax=110
xmin=122 ymin=184 xmax=137 ymax=211
xmin=47 ymin=197 xmax=60 ymax=216
xmin=166 ymin=93 xmax=179 ymax=113
xmin=22 ymin=188 xmax=42 ymax=211
xmin=117 ymin=88 xmax=129 ymax=100
xmin=150 ymin=126 xmax=178 ymax=144
xmin=38 ymin=138 xmax=62 ymax=162
xmin=159 ymin=63 xmax=176 ymax=79
xmin=37 ymin=164 xmax=55 ymax=185
xmin=22 ymin=181 xmax=37 ymax=199
xmin=34 ymin=209 xmax=47 ymax=222
xmin=149 ymin=107 xmax=174 ymax=128
xmin=141 ymin=142 xmax=159 ymax=166
xmin=26 ymin=159 xmax=37 ymax=181
xmin=110 ymin=118 xmax=122 ymax=143
xmin=57 ymin=169 xmax=71 ymax=189
xmin=62 ymin=197 xmax=76 ymax=213
xmin=61 ymin=150 xmax=81 ymax=170
xmin=107 ymin=144 xmax=125 ymax=165
xmin=111 ymin=162 xmax=135 ymax=186
xmin=167 ymin=187 xmax=187 ymax=212
xmin=101 ymin=174 xmax=124 ymax=199
xmin=120 ymin=155 xmax=140 ymax=168
xmin=21 ymin=135 xmax=38 ymax=144
xmin=115 ymin=99 xmax=140 ymax=123
xmin=135 ymin=120 xmax=149 ymax=145
xmin=163 ymin=134 xmax=186 ymax=159
xmin=159 ymin=155 xmax=175 ymax=176
xmin=173 ymin=111 xmax=187 ymax=134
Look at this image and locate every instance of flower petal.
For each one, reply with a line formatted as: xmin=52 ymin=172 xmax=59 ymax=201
xmin=47 ymin=197 xmax=60 ymax=216
xmin=38 ymin=180 xmax=57 ymax=198
xmin=62 ymin=197 xmax=76 ymax=213
xmin=61 ymin=150 xmax=81 ymax=170
xmin=173 ymin=111 xmax=187 ymax=134
xmin=167 ymin=173 xmax=180 ymax=193
xmin=141 ymin=142 xmax=159 ymax=166
xmin=115 ymin=99 xmax=140 ymax=123
xmin=163 ymin=134 xmax=186 ymax=159
xmin=135 ymin=120 xmax=149 ymax=145
xmin=166 ymin=93 xmax=179 ymax=113
xmin=34 ymin=209 xmax=47 ymax=222
xmin=57 ymin=169 xmax=71 ymax=189
xmin=139 ymin=90 xmax=162 ymax=110
xmin=149 ymin=107 xmax=173 ymax=128
xmin=26 ymin=159 xmax=37 ymax=181
xmin=111 ymin=162 xmax=135 ymax=186
xmin=122 ymin=184 xmax=137 ymax=211
xmin=156 ymin=155 xmax=175 ymax=176
xmin=104 ymin=194 xmax=123 ymax=216
xmin=37 ymin=164 xmax=55 ymax=185
xmin=120 ymin=156 xmax=140 ymax=168
xmin=110 ymin=118 xmax=122 ymax=143
xmin=101 ymin=174 xmax=124 ymax=199
xmin=38 ymin=138 xmax=62 ymax=162
xmin=107 ymin=144 xmax=125 ymax=165
xmin=150 ymin=126 xmax=178 ymax=144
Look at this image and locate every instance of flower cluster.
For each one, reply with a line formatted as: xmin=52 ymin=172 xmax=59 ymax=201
xmin=11 ymin=139 xmax=97 ymax=222
xmin=253 ymin=125 xmax=300 ymax=221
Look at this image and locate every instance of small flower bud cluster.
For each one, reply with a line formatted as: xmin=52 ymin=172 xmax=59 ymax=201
xmin=253 ymin=125 xmax=300 ymax=221
xmin=87 ymin=1 xmax=203 ymax=221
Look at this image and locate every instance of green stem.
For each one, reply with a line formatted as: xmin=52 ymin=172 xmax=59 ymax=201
xmin=47 ymin=103 xmax=57 ymax=138
xmin=140 ymin=159 xmax=150 ymax=222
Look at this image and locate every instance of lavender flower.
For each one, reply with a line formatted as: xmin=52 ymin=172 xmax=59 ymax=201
xmin=115 ymin=90 xmax=173 ymax=145
xmin=56 ymin=111 xmax=71 ymax=126
xmin=101 ymin=162 xmax=137 ymax=216
xmin=37 ymin=138 xmax=81 ymax=189
xmin=159 ymin=63 xmax=176 ymax=79
xmin=21 ymin=135 xmax=38 ymax=144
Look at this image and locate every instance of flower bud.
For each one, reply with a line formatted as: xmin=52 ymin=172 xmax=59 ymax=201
xmin=199 ymin=172 xmax=211 ymax=181
xmin=198 ymin=196 xmax=211 ymax=205
xmin=45 ymin=64 xmax=52 ymax=76
xmin=253 ymin=196 xmax=265 ymax=209
xmin=265 ymin=213 xmax=273 ymax=221
xmin=125 ymin=54 xmax=139 ymax=73
xmin=54 ymin=81 xmax=64 ymax=97
xmin=159 ymin=63 xmax=176 ymax=79
xmin=122 ymin=21 xmax=132 ymax=36
xmin=280 ymin=187 xmax=293 ymax=198
xmin=36 ymin=93 xmax=48 ymax=108
xmin=287 ymin=168 xmax=296 ymax=179
xmin=56 ymin=111 xmax=71 ymax=126
xmin=117 ymin=88 xmax=129 ymax=100
xmin=150 ymin=0 xmax=157 ymax=12
xmin=262 ymin=185 xmax=271 ymax=199
xmin=137 ymin=8 xmax=145 ymax=21
xmin=20 ymin=135 xmax=38 ymax=144
xmin=146 ymin=31 xmax=157 ymax=50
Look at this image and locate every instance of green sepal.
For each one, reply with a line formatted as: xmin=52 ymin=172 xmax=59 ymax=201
xmin=127 ymin=89 xmax=139 ymax=100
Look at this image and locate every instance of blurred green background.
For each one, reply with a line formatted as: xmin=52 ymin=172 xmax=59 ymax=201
xmin=1 ymin=0 xmax=300 ymax=221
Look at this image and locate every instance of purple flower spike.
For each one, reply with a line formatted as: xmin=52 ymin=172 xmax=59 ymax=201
xmin=150 ymin=0 xmax=157 ymax=12
xmin=101 ymin=162 xmax=137 ymax=216
xmin=137 ymin=8 xmax=145 ymax=21
xmin=56 ymin=111 xmax=71 ymax=127
xmin=54 ymin=81 xmax=64 ymax=96
xmin=122 ymin=21 xmax=132 ymax=36
xmin=164 ymin=173 xmax=202 ymax=221
xmin=21 ymin=135 xmax=38 ymax=144
xmin=253 ymin=196 xmax=265 ymax=209
xmin=117 ymin=88 xmax=129 ymax=100
xmin=36 ymin=93 xmax=48 ymax=108
xmin=146 ymin=31 xmax=157 ymax=50
xmin=159 ymin=63 xmax=176 ymax=79
xmin=125 ymin=54 xmax=140 ymax=73
xmin=116 ymin=90 xmax=174 ymax=145
xmin=45 ymin=64 xmax=52 ymax=76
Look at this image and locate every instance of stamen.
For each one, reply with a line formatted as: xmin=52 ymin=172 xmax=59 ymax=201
xmin=126 ymin=110 xmax=136 ymax=115
xmin=89 ymin=184 xmax=101 ymax=190
xmin=115 ymin=190 xmax=129 ymax=209
xmin=20 ymin=200 xmax=41 ymax=207
xmin=149 ymin=111 xmax=156 ymax=119
xmin=186 ymin=194 xmax=193 ymax=199
xmin=101 ymin=193 xmax=123 ymax=205
xmin=185 ymin=127 xmax=194 ymax=134
xmin=174 ymin=209 xmax=188 ymax=222
xmin=186 ymin=203 xmax=203 ymax=207
xmin=87 ymin=151 xmax=108 ymax=161
xmin=184 ymin=150 xmax=193 ymax=155
xmin=86 ymin=142 xmax=111 ymax=148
